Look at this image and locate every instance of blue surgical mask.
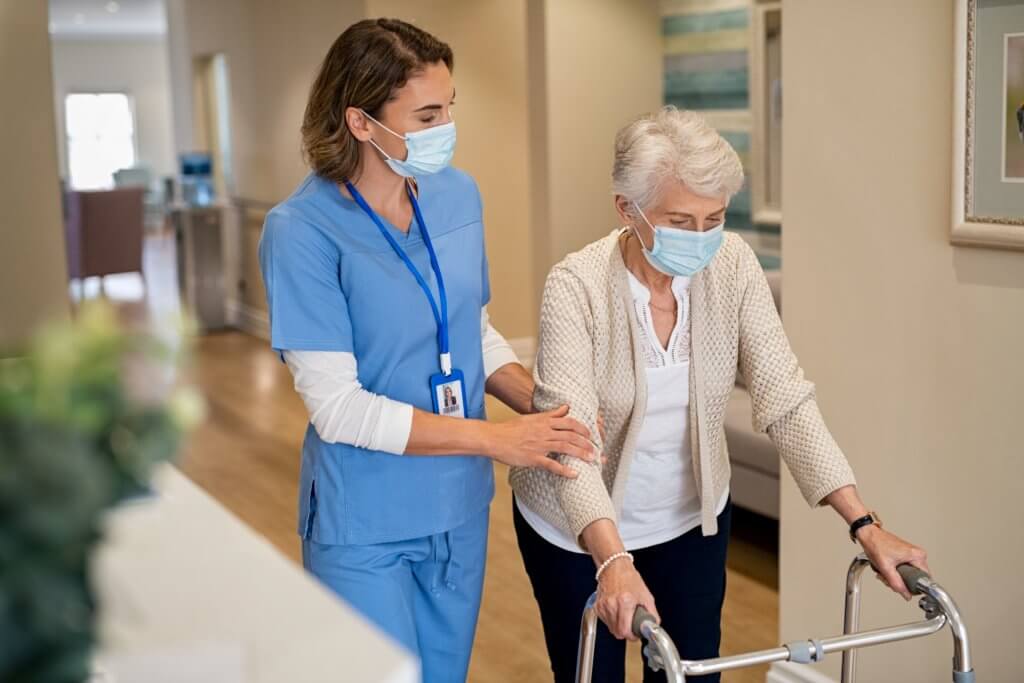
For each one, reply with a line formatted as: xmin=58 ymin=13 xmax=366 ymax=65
xmin=361 ymin=109 xmax=456 ymax=178
xmin=632 ymin=202 xmax=724 ymax=277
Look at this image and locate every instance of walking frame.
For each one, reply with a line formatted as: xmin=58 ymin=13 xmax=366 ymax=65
xmin=575 ymin=554 xmax=974 ymax=682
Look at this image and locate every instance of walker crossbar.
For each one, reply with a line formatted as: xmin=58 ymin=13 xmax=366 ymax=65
xmin=574 ymin=554 xmax=974 ymax=683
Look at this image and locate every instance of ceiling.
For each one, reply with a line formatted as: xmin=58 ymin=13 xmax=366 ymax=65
xmin=48 ymin=0 xmax=167 ymax=38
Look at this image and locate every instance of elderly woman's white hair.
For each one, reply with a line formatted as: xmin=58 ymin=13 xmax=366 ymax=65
xmin=612 ymin=106 xmax=745 ymax=211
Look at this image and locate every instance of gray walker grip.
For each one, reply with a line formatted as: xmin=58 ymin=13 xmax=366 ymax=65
xmin=632 ymin=605 xmax=657 ymax=638
xmin=896 ymin=563 xmax=931 ymax=595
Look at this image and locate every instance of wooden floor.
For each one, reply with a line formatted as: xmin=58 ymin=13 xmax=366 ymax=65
xmin=105 ymin=235 xmax=780 ymax=682
xmin=176 ymin=332 xmax=779 ymax=683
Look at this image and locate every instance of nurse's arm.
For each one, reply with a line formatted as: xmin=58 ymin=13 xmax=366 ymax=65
xmin=284 ymin=350 xmax=594 ymax=477
xmin=485 ymin=364 xmax=533 ymax=415
xmin=480 ymin=306 xmax=534 ymax=415
xmin=407 ymin=404 xmax=594 ymax=477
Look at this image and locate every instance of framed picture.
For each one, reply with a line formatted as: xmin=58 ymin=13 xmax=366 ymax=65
xmin=1004 ymin=32 xmax=1024 ymax=183
xmin=750 ymin=1 xmax=782 ymax=225
xmin=952 ymin=0 xmax=1024 ymax=250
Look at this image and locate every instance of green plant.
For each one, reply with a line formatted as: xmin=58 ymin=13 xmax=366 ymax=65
xmin=0 ymin=303 xmax=204 ymax=682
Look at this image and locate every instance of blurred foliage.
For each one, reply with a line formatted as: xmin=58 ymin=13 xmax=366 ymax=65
xmin=0 ymin=302 xmax=204 ymax=682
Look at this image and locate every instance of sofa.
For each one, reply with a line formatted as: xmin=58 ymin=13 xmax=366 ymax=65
xmin=725 ymin=269 xmax=782 ymax=520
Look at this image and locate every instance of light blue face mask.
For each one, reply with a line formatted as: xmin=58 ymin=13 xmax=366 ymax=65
xmin=632 ymin=202 xmax=725 ymax=277
xmin=361 ymin=109 xmax=456 ymax=178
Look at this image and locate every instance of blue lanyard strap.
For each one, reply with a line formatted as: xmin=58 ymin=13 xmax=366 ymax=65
xmin=345 ymin=181 xmax=451 ymax=371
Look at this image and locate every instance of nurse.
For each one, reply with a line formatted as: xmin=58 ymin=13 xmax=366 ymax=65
xmin=258 ymin=18 xmax=596 ymax=683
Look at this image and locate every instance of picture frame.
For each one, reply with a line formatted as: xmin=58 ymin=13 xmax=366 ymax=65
xmin=1002 ymin=31 xmax=1024 ymax=184
xmin=749 ymin=1 xmax=782 ymax=226
xmin=951 ymin=0 xmax=1024 ymax=250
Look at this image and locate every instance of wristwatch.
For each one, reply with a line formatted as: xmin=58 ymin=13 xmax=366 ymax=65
xmin=849 ymin=511 xmax=882 ymax=543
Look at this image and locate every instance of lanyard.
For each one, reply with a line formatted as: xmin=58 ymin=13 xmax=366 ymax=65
xmin=345 ymin=181 xmax=453 ymax=375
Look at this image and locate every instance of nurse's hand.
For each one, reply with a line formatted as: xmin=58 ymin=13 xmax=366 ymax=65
xmin=596 ymin=559 xmax=659 ymax=641
xmin=486 ymin=405 xmax=596 ymax=477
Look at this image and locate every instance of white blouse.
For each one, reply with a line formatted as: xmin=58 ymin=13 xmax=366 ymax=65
xmin=517 ymin=271 xmax=728 ymax=553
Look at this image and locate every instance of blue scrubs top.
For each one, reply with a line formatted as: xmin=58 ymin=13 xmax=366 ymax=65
xmin=259 ymin=168 xmax=495 ymax=546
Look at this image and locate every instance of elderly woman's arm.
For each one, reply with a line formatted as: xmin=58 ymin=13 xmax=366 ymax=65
xmin=736 ymin=242 xmax=928 ymax=598
xmin=533 ymin=266 xmax=660 ymax=639
xmin=533 ymin=267 xmax=615 ymax=533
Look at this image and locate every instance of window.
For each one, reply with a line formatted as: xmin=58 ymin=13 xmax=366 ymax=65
xmin=65 ymin=92 xmax=136 ymax=190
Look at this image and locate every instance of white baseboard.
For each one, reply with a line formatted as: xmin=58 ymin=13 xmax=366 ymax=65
xmin=227 ymin=300 xmax=270 ymax=340
xmin=507 ymin=336 xmax=536 ymax=371
xmin=767 ymin=662 xmax=837 ymax=683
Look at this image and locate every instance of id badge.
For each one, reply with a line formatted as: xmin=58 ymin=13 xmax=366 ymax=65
xmin=430 ymin=369 xmax=467 ymax=419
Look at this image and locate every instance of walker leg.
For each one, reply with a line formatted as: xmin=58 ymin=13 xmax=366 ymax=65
xmin=575 ymin=593 xmax=599 ymax=683
xmin=840 ymin=554 xmax=871 ymax=683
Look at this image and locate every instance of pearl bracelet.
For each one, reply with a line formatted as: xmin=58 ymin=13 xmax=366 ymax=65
xmin=595 ymin=551 xmax=634 ymax=582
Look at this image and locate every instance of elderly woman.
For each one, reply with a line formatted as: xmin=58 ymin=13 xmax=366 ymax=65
xmin=510 ymin=107 xmax=929 ymax=683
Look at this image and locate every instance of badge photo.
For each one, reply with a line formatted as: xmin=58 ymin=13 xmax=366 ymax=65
xmin=430 ymin=369 xmax=467 ymax=419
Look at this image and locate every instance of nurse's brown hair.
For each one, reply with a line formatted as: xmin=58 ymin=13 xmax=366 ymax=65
xmin=302 ymin=18 xmax=453 ymax=185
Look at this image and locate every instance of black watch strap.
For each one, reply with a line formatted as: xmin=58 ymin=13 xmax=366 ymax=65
xmin=849 ymin=512 xmax=879 ymax=543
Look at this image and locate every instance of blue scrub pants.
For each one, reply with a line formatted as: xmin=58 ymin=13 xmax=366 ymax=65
xmin=303 ymin=499 xmax=490 ymax=683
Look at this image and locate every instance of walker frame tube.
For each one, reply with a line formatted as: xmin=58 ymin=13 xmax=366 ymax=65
xmin=840 ymin=553 xmax=973 ymax=683
xmin=574 ymin=555 xmax=974 ymax=683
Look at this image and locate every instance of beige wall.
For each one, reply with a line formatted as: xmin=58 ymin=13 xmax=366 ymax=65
xmin=241 ymin=0 xmax=367 ymax=202
xmin=528 ymin=0 xmax=662 ymax=308
xmin=168 ymin=0 xmax=364 ymax=202
xmin=166 ymin=0 xmax=247 ymax=163
xmin=0 ymin=1 xmax=69 ymax=352
xmin=778 ymin=1 xmax=1024 ymax=681
xmin=50 ymin=38 xmax=177 ymax=182
xmin=166 ymin=0 xmax=365 ymax=315
xmin=368 ymin=0 xmax=536 ymax=338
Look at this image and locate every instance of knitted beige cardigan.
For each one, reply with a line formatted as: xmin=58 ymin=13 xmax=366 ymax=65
xmin=510 ymin=229 xmax=856 ymax=545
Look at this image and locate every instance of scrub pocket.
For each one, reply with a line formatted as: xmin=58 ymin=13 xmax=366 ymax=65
xmin=303 ymin=481 xmax=317 ymax=539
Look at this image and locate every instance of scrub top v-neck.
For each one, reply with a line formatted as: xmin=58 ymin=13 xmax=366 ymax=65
xmin=259 ymin=167 xmax=494 ymax=546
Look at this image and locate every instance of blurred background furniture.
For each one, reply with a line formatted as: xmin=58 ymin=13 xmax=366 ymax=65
xmin=726 ymin=269 xmax=783 ymax=520
xmin=114 ymin=166 xmax=170 ymax=231
xmin=64 ymin=187 xmax=146 ymax=289
xmin=170 ymin=203 xmax=228 ymax=332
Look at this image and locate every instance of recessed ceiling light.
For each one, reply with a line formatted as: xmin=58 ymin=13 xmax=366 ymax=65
xmin=106 ymin=1 xmax=120 ymax=13
xmin=73 ymin=13 xmax=85 ymax=24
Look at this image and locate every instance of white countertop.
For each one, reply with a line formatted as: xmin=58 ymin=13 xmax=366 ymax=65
xmin=90 ymin=465 xmax=419 ymax=683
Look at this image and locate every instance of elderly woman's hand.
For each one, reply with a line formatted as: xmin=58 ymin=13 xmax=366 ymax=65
xmin=825 ymin=487 xmax=929 ymax=600
xmin=856 ymin=526 xmax=930 ymax=600
xmin=595 ymin=560 xmax=660 ymax=640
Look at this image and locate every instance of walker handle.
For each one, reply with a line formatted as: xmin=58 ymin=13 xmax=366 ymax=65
xmin=632 ymin=605 xmax=658 ymax=638
xmin=896 ymin=563 xmax=931 ymax=595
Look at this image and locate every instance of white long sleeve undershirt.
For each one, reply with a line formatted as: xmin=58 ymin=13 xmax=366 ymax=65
xmin=283 ymin=307 xmax=520 ymax=455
